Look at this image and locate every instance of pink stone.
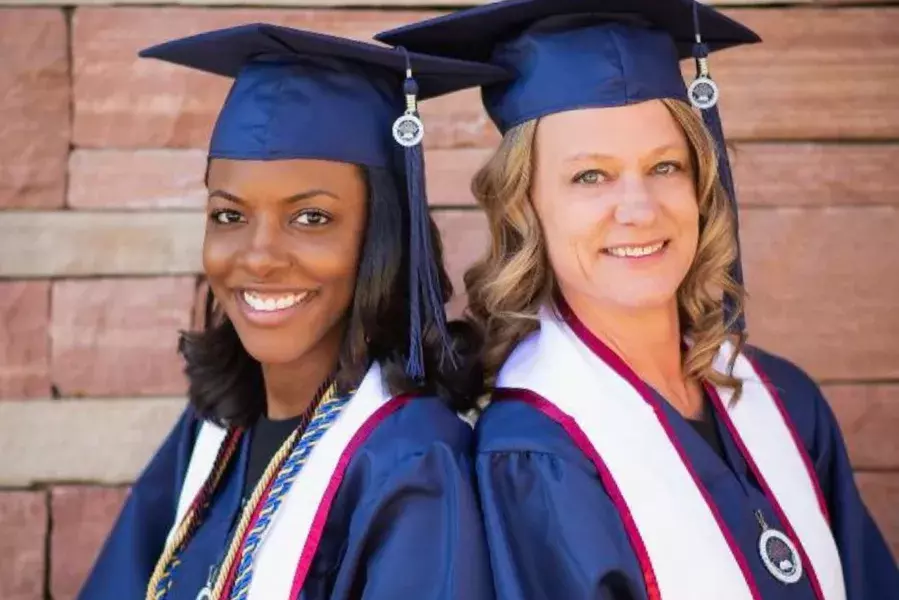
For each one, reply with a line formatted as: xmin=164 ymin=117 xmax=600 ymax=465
xmin=51 ymin=278 xmax=196 ymax=396
xmin=0 ymin=491 xmax=47 ymax=600
xmin=0 ymin=281 xmax=51 ymax=398
xmin=51 ymin=486 xmax=129 ymax=600
xmin=0 ymin=9 xmax=69 ymax=208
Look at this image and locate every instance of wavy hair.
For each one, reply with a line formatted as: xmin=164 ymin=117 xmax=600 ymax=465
xmin=465 ymin=99 xmax=747 ymax=397
xmin=180 ymin=166 xmax=481 ymax=427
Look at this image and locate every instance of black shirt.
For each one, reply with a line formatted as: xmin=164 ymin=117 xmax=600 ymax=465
xmin=242 ymin=413 xmax=305 ymax=499
xmin=687 ymin=393 xmax=725 ymax=460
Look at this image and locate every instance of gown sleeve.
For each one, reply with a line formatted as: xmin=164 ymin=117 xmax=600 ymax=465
xmin=327 ymin=438 xmax=495 ymax=600
xmin=476 ymin=448 xmax=644 ymax=600
xmin=809 ymin=386 xmax=899 ymax=596
xmin=77 ymin=406 xmax=197 ymax=600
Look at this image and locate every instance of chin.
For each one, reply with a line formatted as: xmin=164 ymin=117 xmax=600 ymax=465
xmin=593 ymin=282 xmax=680 ymax=312
xmin=233 ymin=329 xmax=317 ymax=367
xmin=242 ymin=342 xmax=311 ymax=366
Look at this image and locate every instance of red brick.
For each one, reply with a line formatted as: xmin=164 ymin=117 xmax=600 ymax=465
xmin=0 ymin=9 xmax=69 ymax=209
xmin=0 ymin=282 xmax=51 ymax=398
xmin=856 ymin=472 xmax=899 ymax=561
xmin=426 ymin=149 xmax=492 ymax=207
xmin=51 ymin=486 xmax=129 ymax=600
xmin=0 ymin=491 xmax=47 ymax=600
xmin=433 ymin=210 xmax=489 ymax=318
xmin=733 ymin=143 xmax=899 ymax=208
xmin=824 ymin=385 xmax=899 ymax=471
xmin=707 ymin=8 xmax=899 ymax=140
xmin=742 ymin=207 xmax=899 ymax=381
xmin=68 ymin=149 xmax=207 ymax=209
xmin=72 ymin=8 xmax=491 ymax=150
xmin=51 ymin=278 xmax=195 ymax=396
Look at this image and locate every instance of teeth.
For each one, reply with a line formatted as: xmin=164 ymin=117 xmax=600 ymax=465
xmin=242 ymin=290 xmax=308 ymax=312
xmin=607 ymin=242 xmax=665 ymax=258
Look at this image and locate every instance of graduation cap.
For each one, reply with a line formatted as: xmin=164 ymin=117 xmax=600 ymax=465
xmin=376 ymin=0 xmax=760 ymax=333
xmin=139 ymin=23 xmax=510 ymax=379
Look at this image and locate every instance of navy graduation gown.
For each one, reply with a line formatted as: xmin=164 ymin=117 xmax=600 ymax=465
xmin=477 ymin=347 xmax=898 ymax=599
xmin=79 ymin=397 xmax=493 ymax=600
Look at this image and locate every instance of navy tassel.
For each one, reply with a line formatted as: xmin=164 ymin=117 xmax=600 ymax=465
xmin=394 ymin=51 xmax=457 ymax=380
xmin=691 ymin=5 xmax=746 ymax=334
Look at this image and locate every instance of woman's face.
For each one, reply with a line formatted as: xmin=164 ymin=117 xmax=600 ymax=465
xmin=203 ymin=158 xmax=367 ymax=366
xmin=530 ymin=100 xmax=700 ymax=315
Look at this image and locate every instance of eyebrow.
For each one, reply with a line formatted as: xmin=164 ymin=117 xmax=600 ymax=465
xmin=207 ymin=188 xmax=339 ymax=204
xmin=564 ymin=144 xmax=686 ymax=163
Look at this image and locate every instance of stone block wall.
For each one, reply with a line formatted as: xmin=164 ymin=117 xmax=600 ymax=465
xmin=1 ymin=1 xmax=897 ymax=597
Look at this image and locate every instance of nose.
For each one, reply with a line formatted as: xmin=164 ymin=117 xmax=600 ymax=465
xmin=238 ymin=217 xmax=292 ymax=278
xmin=613 ymin=175 xmax=658 ymax=227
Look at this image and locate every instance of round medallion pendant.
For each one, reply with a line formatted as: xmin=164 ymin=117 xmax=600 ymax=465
xmin=392 ymin=114 xmax=425 ymax=147
xmin=688 ymin=76 xmax=719 ymax=110
xmin=759 ymin=528 xmax=803 ymax=584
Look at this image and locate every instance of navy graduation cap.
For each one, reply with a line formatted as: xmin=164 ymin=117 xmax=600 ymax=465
xmin=139 ymin=23 xmax=510 ymax=378
xmin=376 ymin=0 xmax=760 ymax=333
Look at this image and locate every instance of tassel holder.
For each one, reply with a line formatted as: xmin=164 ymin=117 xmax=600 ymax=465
xmin=392 ymin=66 xmax=426 ymax=148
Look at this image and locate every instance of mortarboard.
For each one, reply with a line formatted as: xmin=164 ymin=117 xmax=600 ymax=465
xmin=376 ymin=0 xmax=761 ymax=333
xmin=139 ymin=23 xmax=511 ymax=379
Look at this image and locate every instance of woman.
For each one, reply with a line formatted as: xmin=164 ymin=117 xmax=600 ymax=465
xmin=377 ymin=1 xmax=899 ymax=599
xmin=78 ymin=23 xmax=508 ymax=600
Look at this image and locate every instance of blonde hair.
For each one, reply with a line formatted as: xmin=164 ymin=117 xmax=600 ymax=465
xmin=464 ymin=98 xmax=747 ymax=395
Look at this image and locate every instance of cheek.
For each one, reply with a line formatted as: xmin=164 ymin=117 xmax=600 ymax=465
xmin=533 ymin=187 xmax=609 ymax=273
xmin=301 ymin=224 xmax=365 ymax=287
xmin=202 ymin=230 xmax=236 ymax=281
xmin=671 ymin=190 xmax=701 ymax=246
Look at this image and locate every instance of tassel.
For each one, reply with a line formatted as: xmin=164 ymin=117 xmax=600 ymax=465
xmin=690 ymin=4 xmax=746 ymax=334
xmin=393 ymin=50 xmax=457 ymax=380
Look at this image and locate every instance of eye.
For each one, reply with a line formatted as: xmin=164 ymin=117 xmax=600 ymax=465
xmin=293 ymin=209 xmax=332 ymax=227
xmin=572 ymin=169 xmax=608 ymax=185
xmin=209 ymin=209 xmax=244 ymax=225
xmin=653 ymin=161 xmax=683 ymax=176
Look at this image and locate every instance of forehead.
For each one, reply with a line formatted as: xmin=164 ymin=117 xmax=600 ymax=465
xmin=535 ymin=99 xmax=688 ymax=158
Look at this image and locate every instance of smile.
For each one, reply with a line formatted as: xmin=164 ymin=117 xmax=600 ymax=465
xmin=241 ymin=290 xmax=310 ymax=312
xmin=603 ymin=241 xmax=668 ymax=258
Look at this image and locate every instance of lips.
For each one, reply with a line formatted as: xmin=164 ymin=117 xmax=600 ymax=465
xmin=602 ymin=240 xmax=668 ymax=258
xmin=233 ymin=288 xmax=315 ymax=327
xmin=241 ymin=290 xmax=309 ymax=312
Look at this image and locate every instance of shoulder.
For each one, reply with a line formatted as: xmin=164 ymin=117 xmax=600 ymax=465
xmin=742 ymin=345 xmax=839 ymax=458
xmin=475 ymin=394 xmax=595 ymax=471
xmin=360 ymin=394 xmax=474 ymax=462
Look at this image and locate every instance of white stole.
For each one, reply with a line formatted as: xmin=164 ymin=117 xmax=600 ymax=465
xmin=496 ymin=308 xmax=845 ymax=600
xmin=166 ymin=362 xmax=400 ymax=598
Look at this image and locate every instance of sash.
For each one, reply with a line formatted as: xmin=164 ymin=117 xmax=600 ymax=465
xmin=166 ymin=362 xmax=409 ymax=598
xmin=495 ymin=308 xmax=845 ymax=600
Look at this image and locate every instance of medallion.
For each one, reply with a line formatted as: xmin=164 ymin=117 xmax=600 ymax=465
xmin=755 ymin=510 xmax=803 ymax=585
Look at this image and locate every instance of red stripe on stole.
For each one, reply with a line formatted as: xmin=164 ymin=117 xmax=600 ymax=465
xmin=706 ymin=384 xmax=827 ymax=600
xmin=288 ymin=394 xmax=416 ymax=598
xmin=492 ymin=387 xmax=663 ymax=600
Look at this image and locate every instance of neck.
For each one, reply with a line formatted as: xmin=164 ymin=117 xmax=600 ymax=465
xmin=261 ymin=324 xmax=344 ymax=421
xmin=562 ymin=290 xmax=702 ymax=417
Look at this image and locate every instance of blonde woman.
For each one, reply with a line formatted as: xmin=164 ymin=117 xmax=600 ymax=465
xmin=378 ymin=1 xmax=898 ymax=599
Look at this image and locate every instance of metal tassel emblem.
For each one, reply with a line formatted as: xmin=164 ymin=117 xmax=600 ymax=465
xmin=392 ymin=67 xmax=425 ymax=147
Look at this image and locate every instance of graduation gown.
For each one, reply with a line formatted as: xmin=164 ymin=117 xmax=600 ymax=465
xmin=78 ymin=395 xmax=493 ymax=600
xmin=477 ymin=346 xmax=898 ymax=600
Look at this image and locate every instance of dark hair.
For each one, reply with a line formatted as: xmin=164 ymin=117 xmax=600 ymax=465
xmin=179 ymin=166 xmax=482 ymax=427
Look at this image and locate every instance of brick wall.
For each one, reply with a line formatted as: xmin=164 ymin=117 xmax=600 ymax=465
xmin=0 ymin=1 xmax=897 ymax=598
